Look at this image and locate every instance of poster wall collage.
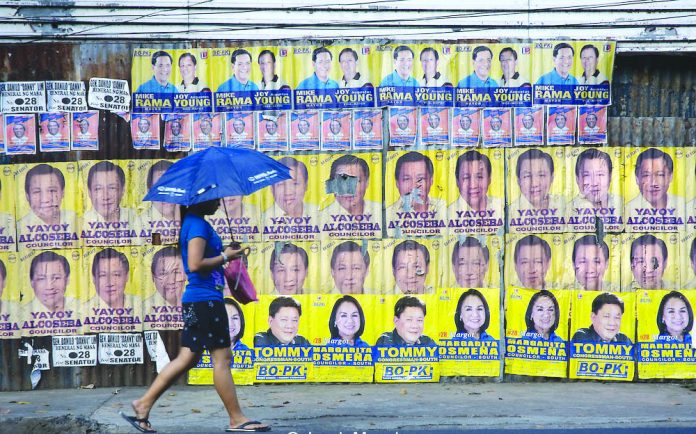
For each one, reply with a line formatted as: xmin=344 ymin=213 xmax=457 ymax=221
xmin=0 ymin=41 xmax=694 ymax=383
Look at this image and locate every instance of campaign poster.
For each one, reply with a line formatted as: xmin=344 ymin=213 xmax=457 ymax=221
xmin=451 ymin=108 xmax=481 ymax=147
xmin=385 ymin=150 xmax=447 ymax=238
xmin=382 ymin=238 xmax=443 ymax=295
xmin=289 ymin=111 xmax=320 ymax=151
xmin=455 ymin=43 xmax=532 ymax=108
xmin=162 ymin=114 xmax=192 ymax=152
xmin=224 ymin=111 xmax=254 ymax=149
xmin=532 ymin=41 xmax=614 ymax=105
xmin=446 ymin=148 xmax=505 ymax=235
xmin=376 ymin=43 xmax=418 ymax=107
xmin=192 ymin=113 xmax=222 ymax=151
xmin=189 ymin=298 xmax=256 ymax=385
xmin=636 ymin=289 xmax=696 ymax=379
xmin=15 ymin=162 xmax=81 ymax=250
xmin=0 ymin=114 xmax=3 ymax=152
xmin=81 ymin=246 xmax=144 ymax=334
xmin=208 ymin=193 xmax=263 ymax=243
xmin=79 ymin=160 xmax=143 ymax=247
xmin=0 ymin=252 xmax=21 ymax=339
xmin=546 ymin=106 xmax=576 ymax=145
xmin=621 ymin=232 xmax=680 ymax=292
xmin=131 ymin=48 xmax=213 ymax=113
xmin=624 ymin=147 xmax=686 ymax=232
xmin=98 ymin=333 xmax=144 ymax=364
xmin=308 ymin=294 xmax=375 ymax=382
xmin=319 ymin=152 xmax=383 ymax=240
xmin=319 ymin=240 xmax=383 ymax=295
xmin=261 ymin=154 xmax=321 ymax=242
xmin=321 ymin=110 xmax=351 ymax=151
xmin=136 ymin=159 xmax=181 ymax=245
xmin=685 ymin=147 xmax=696 ymax=230
xmin=257 ymin=111 xmax=288 ymax=152
xmin=253 ymin=295 xmax=313 ymax=383
xmin=507 ymin=147 xmax=567 ymax=233
xmin=577 ymin=106 xmax=608 ymax=144
xmin=388 ymin=107 xmax=417 ymax=148
xmin=4 ymin=114 xmax=37 ymax=155
xmin=420 ymin=107 xmax=450 ymax=147
xmin=141 ymin=246 xmax=184 ymax=331
xmin=20 ymin=249 xmax=83 ymax=337
xmin=211 ymin=46 xmax=292 ymax=112
xmin=437 ymin=288 xmax=501 ymax=377
xmin=410 ymin=43 xmax=455 ymax=108
xmin=504 ymin=287 xmax=570 ymax=378
xmin=374 ymin=294 xmax=440 ymax=383
xmin=46 ymin=80 xmax=87 ymax=112
xmin=444 ymin=235 xmax=502 ymax=290
xmin=0 ymin=167 xmax=17 ymax=252
xmin=52 ymin=335 xmax=98 ymax=367
xmin=39 ymin=112 xmax=70 ymax=152
xmin=1 ymin=81 xmax=46 ymax=113
xmin=679 ymin=232 xmax=696 ymax=290
xmin=566 ymin=147 xmax=624 ymax=233
xmin=130 ymin=113 xmax=160 ymax=150
xmin=513 ymin=106 xmax=543 ymax=146
xmin=352 ymin=109 xmax=383 ymax=150
xmin=258 ymin=241 xmax=321 ymax=295
xmin=88 ymin=78 xmax=130 ymax=112
xmin=481 ymin=108 xmax=512 ymax=147
xmin=71 ymin=111 xmax=99 ymax=151
xmin=569 ymin=291 xmax=635 ymax=381
xmin=564 ymin=233 xmax=621 ymax=292
xmin=504 ymin=234 xmax=568 ymax=291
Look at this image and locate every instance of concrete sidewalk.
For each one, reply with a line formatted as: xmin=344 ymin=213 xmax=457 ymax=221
xmin=0 ymin=382 xmax=695 ymax=433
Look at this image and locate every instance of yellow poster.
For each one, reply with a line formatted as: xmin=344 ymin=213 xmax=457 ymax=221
xmin=685 ymin=147 xmax=696 ymax=230
xmin=507 ymin=147 xmax=567 ymax=233
xmin=504 ymin=234 xmax=568 ymax=290
xmin=443 ymin=235 xmax=502 ymax=290
xmin=679 ymin=232 xmax=696 ymax=290
xmin=438 ymin=288 xmax=501 ymax=377
xmin=504 ymin=287 xmax=570 ymax=378
xmin=319 ymin=239 xmax=383 ymax=295
xmin=566 ymin=147 xmax=624 ymax=233
xmin=636 ymin=289 xmax=696 ymax=379
xmin=258 ymin=241 xmax=321 ymax=295
xmin=20 ymin=248 xmax=83 ymax=337
xmin=134 ymin=159 xmax=181 ymax=245
xmin=569 ymin=291 xmax=635 ymax=381
xmin=385 ymin=150 xmax=448 ymax=238
xmin=319 ymin=152 xmax=383 ymax=240
xmin=141 ymin=246 xmax=184 ymax=331
xmin=0 ymin=166 xmax=16 ymax=252
xmin=383 ymin=238 xmax=443 ymax=295
xmin=624 ymin=147 xmax=686 ymax=232
xmin=78 ymin=160 xmax=143 ymax=247
xmin=0 ymin=252 xmax=21 ymax=339
xmin=207 ymin=192 xmax=263 ymax=244
xmin=445 ymin=148 xmax=505 ymax=235
xmin=565 ymin=233 xmax=621 ymax=292
xmin=15 ymin=162 xmax=81 ymax=250
xmin=621 ymin=233 xmax=680 ymax=291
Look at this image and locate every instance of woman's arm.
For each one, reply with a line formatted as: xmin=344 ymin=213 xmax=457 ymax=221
xmin=187 ymin=237 xmax=243 ymax=273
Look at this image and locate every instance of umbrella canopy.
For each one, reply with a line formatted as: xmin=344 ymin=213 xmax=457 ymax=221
xmin=143 ymin=147 xmax=291 ymax=205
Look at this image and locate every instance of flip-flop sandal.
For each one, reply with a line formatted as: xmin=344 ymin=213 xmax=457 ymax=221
xmin=225 ymin=420 xmax=271 ymax=432
xmin=119 ymin=410 xmax=157 ymax=433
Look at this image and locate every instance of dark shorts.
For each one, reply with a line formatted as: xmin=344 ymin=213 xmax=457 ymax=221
xmin=181 ymin=300 xmax=231 ymax=352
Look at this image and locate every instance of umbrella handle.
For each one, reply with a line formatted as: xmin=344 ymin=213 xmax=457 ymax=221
xmin=221 ymin=196 xmax=236 ymax=244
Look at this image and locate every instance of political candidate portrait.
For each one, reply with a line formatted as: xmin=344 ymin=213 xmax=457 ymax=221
xmin=571 ymin=148 xmax=620 ymax=210
xmin=386 ymin=152 xmax=445 ymax=221
xmin=513 ymin=234 xmax=551 ymax=290
xmin=84 ymin=161 xmax=139 ymax=225
xmin=458 ymin=45 xmax=498 ymax=89
xmin=508 ymin=148 xmax=565 ymax=213
xmin=329 ymin=241 xmax=370 ymax=295
xmin=177 ymin=52 xmax=210 ymax=93
xmin=380 ymin=45 xmax=417 ymax=87
xmin=29 ymin=251 xmax=70 ymax=313
xmin=151 ymin=246 xmax=186 ymax=307
xmin=325 ymin=155 xmax=377 ymax=218
xmin=91 ymin=248 xmax=129 ymax=309
xmin=257 ymin=49 xmax=290 ymax=91
xmin=269 ymin=243 xmax=309 ymax=295
xmin=449 ymin=150 xmax=503 ymax=218
xmin=535 ymin=42 xmax=578 ymax=86
xmin=655 ymin=291 xmax=693 ymax=344
xmin=419 ymin=47 xmax=451 ymax=87
xmin=453 ymin=289 xmax=495 ymax=341
xmin=452 ymin=236 xmax=490 ymax=289
xmin=572 ymin=235 xmax=610 ymax=291
xmin=136 ymin=50 xmax=176 ymax=93
xmin=216 ymin=49 xmax=259 ymax=92
xmin=225 ymin=297 xmax=250 ymax=351
xmin=266 ymin=156 xmax=317 ymax=219
xmin=625 ymin=148 xmax=685 ymax=222
xmin=392 ymin=240 xmax=431 ymax=294
xmin=572 ymin=292 xmax=632 ymax=344
xmin=254 ymin=296 xmax=310 ymax=346
xmin=499 ymin=47 xmax=530 ymax=87
xmin=338 ymin=48 xmax=372 ymax=88
xmin=20 ymin=164 xmax=77 ymax=229
xmin=628 ymin=234 xmax=672 ymax=290
xmin=328 ymin=295 xmax=369 ymax=347
xmin=297 ymin=47 xmax=339 ymax=90
xmin=579 ymin=44 xmax=610 ymax=85
xmin=523 ymin=290 xmax=563 ymax=342
xmin=376 ymin=296 xmax=435 ymax=346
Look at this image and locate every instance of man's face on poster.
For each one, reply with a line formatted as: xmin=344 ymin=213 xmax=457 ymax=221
xmin=420 ymin=50 xmax=438 ymax=78
xmin=31 ymin=259 xmax=68 ymax=311
xmin=232 ymin=119 xmax=245 ymax=134
xmin=151 ymin=167 xmax=178 ymax=220
xmin=200 ymin=120 xmax=212 ymax=135
xmin=573 ymin=244 xmax=608 ymax=290
xmin=514 ymin=244 xmax=550 ymax=290
xmin=636 ymin=157 xmax=672 ymax=206
xmin=153 ymin=55 xmax=173 ymax=84
xmin=298 ymin=119 xmax=310 ymax=135
xmin=577 ymin=157 xmax=611 ymax=205
xmin=268 ymin=306 xmax=300 ymax=344
xmin=152 ymin=255 xmax=185 ymax=306
xmin=396 ymin=161 xmax=433 ymax=207
xmin=473 ymin=49 xmax=492 ymax=80
xmin=138 ymin=118 xmax=150 ymax=133
xmin=499 ymin=50 xmax=517 ymax=78
xmin=339 ymin=51 xmax=358 ymax=80
xmin=27 ymin=172 xmax=64 ymax=222
xmin=586 ymin=113 xmax=598 ymax=128
xmin=360 ymin=118 xmax=373 ymax=134
xmin=490 ymin=116 xmax=502 ymax=131
xmin=394 ymin=306 xmax=425 ymax=344
xmin=234 ymin=53 xmax=252 ymax=83
xmin=518 ymin=157 xmax=553 ymax=208
xmin=590 ymin=303 xmax=622 ymax=341
xmin=265 ymin=120 xmax=278 ymax=136
xmin=13 ymin=123 xmax=25 ymax=138
xmin=522 ymin=115 xmax=534 ymax=130
xmin=397 ymin=115 xmax=409 ymax=130
xmin=79 ymin=119 xmax=90 ymax=133
xmin=271 ymin=252 xmax=307 ymax=295
xmin=94 ymin=257 xmax=128 ymax=307
xmin=329 ymin=120 xmax=342 ymax=135
xmin=428 ymin=114 xmax=440 ymax=129
xmin=47 ymin=120 xmax=60 ymax=135
xmin=580 ymin=47 xmax=598 ymax=75
xmin=393 ymin=248 xmax=428 ymax=294
xmin=395 ymin=50 xmax=414 ymax=79
xmin=221 ymin=195 xmax=243 ymax=215
xmin=553 ymin=47 xmax=574 ymax=77
xmin=554 ymin=114 xmax=567 ymax=129
xmin=89 ymin=169 xmax=124 ymax=218
xmin=314 ymin=51 xmax=333 ymax=82
xmin=271 ymin=166 xmax=307 ymax=215
xmin=631 ymin=242 xmax=666 ymax=289
xmin=170 ymin=121 xmax=182 ymax=136
xmin=457 ymin=159 xmax=491 ymax=210
xmin=334 ymin=163 xmax=368 ymax=214
xmin=331 ymin=250 xmax=368 ymax=294
xmin=460 ymin=115 xmax=472 ymax=130
xmin=453 ymin=245 xmax=488 ymax=288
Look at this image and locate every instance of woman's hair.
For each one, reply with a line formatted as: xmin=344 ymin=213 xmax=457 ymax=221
xmin=328 ymin=295 xmax=365 ymax=340
xmin=657 ymin=291 xmax=694 ymax=336
xmin=224 ymin=297 xmax=245 ymax=342
xmin=179 ymin=199 xmax=219 ymax=248
xmin=524 ymin=290 xmax=560 ymax=334
xmin=454 ymin=289 xmax=490 ymax=334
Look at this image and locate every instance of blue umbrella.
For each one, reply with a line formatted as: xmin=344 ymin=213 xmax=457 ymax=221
xmin=143 ymin=147 xmax=291 ymax=205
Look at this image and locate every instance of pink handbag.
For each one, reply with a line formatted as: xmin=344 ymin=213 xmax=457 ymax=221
xmin=224 ymin=250 xmax=258 ymax=304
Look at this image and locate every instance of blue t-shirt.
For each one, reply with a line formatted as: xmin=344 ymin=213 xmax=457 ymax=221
xmin=457 ymin=73 xmax=498 ymax=89
xmin=136 ymin=77 xmax=177 ymax=94
xmin=180 ymin=213 xmax=225 ymax=303
xmin=535 ymin=69 xmax=579 ymax=86
xmin=296 ymin=73 xmax=339 ymax=90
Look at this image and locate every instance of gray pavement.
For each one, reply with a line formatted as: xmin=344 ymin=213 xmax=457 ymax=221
xmin=0 ymin=382 xmax=695 ymax=433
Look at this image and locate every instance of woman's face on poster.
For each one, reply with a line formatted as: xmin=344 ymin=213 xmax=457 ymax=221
xmin=460 ymin=294 xmax=485 ymax=335
xmin=663 ymin=297 xmax=689 ymax=338
xmin=335 ymin=301 xmax=361 ymax=341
